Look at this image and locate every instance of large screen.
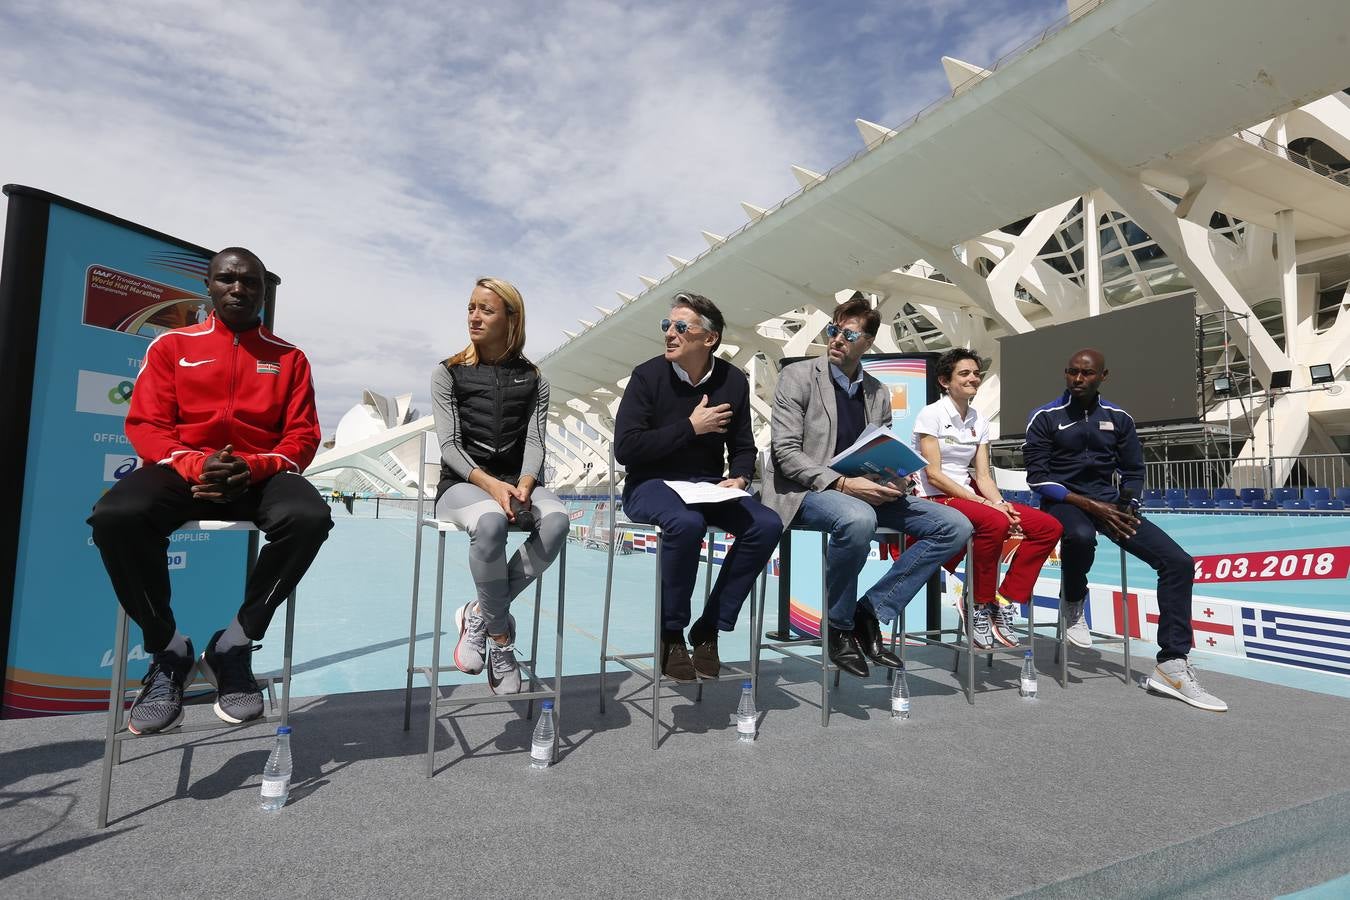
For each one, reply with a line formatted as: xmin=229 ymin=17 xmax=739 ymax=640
xmin=998 ymin=295 xmax=1198 ymax=439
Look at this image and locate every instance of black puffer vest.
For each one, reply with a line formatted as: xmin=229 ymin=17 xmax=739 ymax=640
xmin=438 ymin=356 xmax=539 ymax=490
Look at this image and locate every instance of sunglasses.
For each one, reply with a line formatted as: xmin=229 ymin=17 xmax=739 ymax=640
xmin=826 ymin=323 xmax=867 ymax=343
xmin=660 ymin=318 xmax=704 ymax=336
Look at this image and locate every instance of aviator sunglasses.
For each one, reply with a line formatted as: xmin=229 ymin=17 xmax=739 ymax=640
xmin=825 ymin=323 xmax=867 ymax=343
xmin=659 ymin=318 xmax=705 ymax=336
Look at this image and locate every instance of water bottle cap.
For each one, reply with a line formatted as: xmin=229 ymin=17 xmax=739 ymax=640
xmin=276 ymin=726 xmax=292 ymax=735
xmin=742 ymin=680 xmax=753 ymax=690
xmin=541 ymin=700 xmax=553 ymax=710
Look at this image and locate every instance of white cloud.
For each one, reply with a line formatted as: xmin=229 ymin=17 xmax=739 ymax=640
xmin=0 ymin=0 xmax=1063 ymax=428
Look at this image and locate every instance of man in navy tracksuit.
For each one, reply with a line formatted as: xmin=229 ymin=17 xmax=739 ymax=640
xmin=1023 ymin=348 xmax=1226 ymax=712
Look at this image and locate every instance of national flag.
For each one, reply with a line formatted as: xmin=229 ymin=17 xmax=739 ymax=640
xmin=1240 ymin=605 xmax=1350 ymax=676
xmin=256 ymin=361 xmax=281 ymax=375
xmin=1144 ymin=598 xmax=1238 ymax=653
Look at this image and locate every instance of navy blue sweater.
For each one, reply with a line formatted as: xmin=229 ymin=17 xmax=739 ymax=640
xmin=1023 ymin=390 xmax=1144 ymax=504
xmin=615 ymin=356 xmax=756 ymax=494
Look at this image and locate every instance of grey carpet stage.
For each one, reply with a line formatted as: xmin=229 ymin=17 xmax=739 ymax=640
xmin=4 ymin=645 xmax=1349 ymax=899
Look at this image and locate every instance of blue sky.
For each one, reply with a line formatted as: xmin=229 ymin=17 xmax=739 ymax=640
xmin=0 ymin=0 xmax=1066 ymax=430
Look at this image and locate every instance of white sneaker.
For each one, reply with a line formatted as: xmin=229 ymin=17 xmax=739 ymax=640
xmin=1063 ymin=600 xmax=1092 ymax=648
xmin=1147 ymin=659 xmax=1228 ymax=712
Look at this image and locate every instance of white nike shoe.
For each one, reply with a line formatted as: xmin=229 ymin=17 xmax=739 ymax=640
xmin=1063 ymin=600 xmax=1092 ymax=648
xmin=1146 ymin=659 xmax=1228 ymax=712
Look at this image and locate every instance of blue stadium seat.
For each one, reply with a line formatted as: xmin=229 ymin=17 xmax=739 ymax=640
xmin=1281 ymin=498 xmax=1311 ymax=510
xmin=1314 ymin=499 xmax=1346 ymax=510
xmin=1142 ymin=498 xmax=1168 ymax=510
xmin=1190 ymin=498 xmax=1215 ymax=509
xmin=1271 ymin=487 xmax=1299 ymax=505
xmin=1239 ymin=488 xmax=1267 ymax=506
xmin=1251 ymin=499 xmax=1278 ymax=510
xmin=1165 ymin=488 xmax=1188 ymax=504
xmin=1303 ymin=487 xmax=1331 ymax=504
xmin=1337 ymin=487 xmax=1350 ymax=506
xmin=1143 ymin=489 xmax=1164 ymax=502
xmin=1217 ymin=498 xmax=1245 ymax=510
xmin=1185 ymin=488 xmax=1212 ymax=505
xmin=1213 ymin=488 xmax=1238 ymax=502
xmin=1166 ymin=495 xmax=1190 ymax=509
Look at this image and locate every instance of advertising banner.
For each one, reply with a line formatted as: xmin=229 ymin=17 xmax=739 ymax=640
xmin=1 ymin=187 xmax=259 ymax=717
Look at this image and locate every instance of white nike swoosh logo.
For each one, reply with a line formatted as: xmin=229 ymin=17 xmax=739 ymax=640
xmin=513 ymin=378 xmax=529 ymax=383
xmin=179 ymin=357 xmax=214 ymax=367
xmin=1057 ymin=422 xmax=1077 ymax=430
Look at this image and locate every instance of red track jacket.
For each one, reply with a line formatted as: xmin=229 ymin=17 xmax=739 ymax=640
xmin=125 ymin=314 xmax=322 ymax=484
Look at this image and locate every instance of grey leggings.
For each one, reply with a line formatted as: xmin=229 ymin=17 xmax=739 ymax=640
xmin=434 ymin=483 xmax=569 ymax=634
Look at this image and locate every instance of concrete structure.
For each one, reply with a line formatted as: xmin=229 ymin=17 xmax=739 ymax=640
xmin=536 ymin=0 xmax=1350 ymax=494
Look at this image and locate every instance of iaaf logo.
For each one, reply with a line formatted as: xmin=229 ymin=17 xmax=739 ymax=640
xmin=103 ymin=453 xmax=141 ymax=482
xmin=101 ymin=643 xmax=150 ymax=667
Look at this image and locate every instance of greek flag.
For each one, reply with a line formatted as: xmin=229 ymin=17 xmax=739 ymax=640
xmin=1241 ymin=606 xmax=1350 ymax=677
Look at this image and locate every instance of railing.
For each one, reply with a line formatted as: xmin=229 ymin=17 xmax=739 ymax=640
xmin=1143 ymin=453 xmax=1350 ymax=491
xmin=1237 ymin=129 xmax=1350 ymax=188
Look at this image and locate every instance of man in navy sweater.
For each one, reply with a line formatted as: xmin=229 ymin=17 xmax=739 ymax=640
xmin=615 ymin=293 xmax=783 ymax=682
xmin=1024 ymin=348 xmax=1226 ymax=712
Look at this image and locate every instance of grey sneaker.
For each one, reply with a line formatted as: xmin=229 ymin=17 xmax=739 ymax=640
xmin=970 ymin=604 xmax=994 ymax=650
xmin=1147 ymin=659 xmax=1228 ymax=712
xmin=486 ymin=639 xmax=522 ymax=695
xmin=128 ymin=640 xmax=195 ymax=735
xmin=454 ymin=602 xmax=488 ymax=675
xmin=199 ymin=630 xmax=264 ymax=724
xmin=992 ymin=600 xmax=1021 ymax=648
xmin=1063 ymin=600 xmax=1092 ymax=648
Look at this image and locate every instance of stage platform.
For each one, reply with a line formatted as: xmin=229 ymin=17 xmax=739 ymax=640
xmin=3 ymin=643 xmax=1348 ymax=899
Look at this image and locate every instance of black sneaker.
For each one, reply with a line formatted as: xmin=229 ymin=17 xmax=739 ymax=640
xmin=199 ymin=629 xmax=264 ymax=724
xmin=127 ymin=640 xmax=195 ymax=735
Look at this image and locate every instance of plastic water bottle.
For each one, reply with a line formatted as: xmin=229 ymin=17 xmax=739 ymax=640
xmin=531 ymin=700 xmax=556 ymax=769
xmin=260 ymin=726 xmax=292 ymax=811
xmin=1019 ymin=650 xmax=1038 ymax=699
xmin=735 ymin=680 xmax=757 ymax=743
xmin=890 ymin=667 xmax=911 ymax=719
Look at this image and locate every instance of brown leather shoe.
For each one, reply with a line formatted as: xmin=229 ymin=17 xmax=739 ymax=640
xmin=661 ymin=638 xmax=697 ymax=683
xmin=690 ymin=635 xmax=721 ymax=679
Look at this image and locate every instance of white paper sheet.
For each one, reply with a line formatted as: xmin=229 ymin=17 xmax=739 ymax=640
xmin=663 ymin=480 xmax=750 ymax=504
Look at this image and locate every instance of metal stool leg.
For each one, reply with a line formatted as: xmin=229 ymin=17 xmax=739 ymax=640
xmin=598 ymin=519 xmax=615 ymax=715
xmin=403 ymin=504 xmax=426 ymax=732
xmin=696 ymin=529 xmax=712 ymax=704
xmin=281 ymin=591 xmax=295 ymax=727
xmin=820 ymin=533 xmax=830 ymax=728
xmin=97 ymin=606 xmax=130 ymax=828
xmin=652 ymin=538 xmax=663 ymax=750
xmin=552 ymin=541 xmax=566 ymax=763
xmin=964 ymin=539 xmax=975 ymax=705
xmin=1057 ymin=587 xmax=1069 ymax=688
xmin=1120 ymin=544 xmax=1132 ymax=687
xmin=527 ymin=576 xmax=544 ymax=721
xmin=425 ymin=532 xmax=447 ymax=778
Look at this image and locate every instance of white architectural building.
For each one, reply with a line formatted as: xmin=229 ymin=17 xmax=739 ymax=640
xmin=537 ymin=0 xmax=1350 ymax=494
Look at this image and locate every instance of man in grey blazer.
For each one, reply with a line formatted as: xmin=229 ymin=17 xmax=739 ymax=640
xmin=762 ymin=297 xmax=971 ymax=677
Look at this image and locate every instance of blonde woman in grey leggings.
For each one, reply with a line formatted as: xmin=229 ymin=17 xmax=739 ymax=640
xmin=431 ymin=277 xmax=570 ymax=694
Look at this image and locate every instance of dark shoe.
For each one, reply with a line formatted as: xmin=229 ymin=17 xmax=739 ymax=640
xmin=660 ymin=638 xmax=697 ymax=684
xmin=128 ymin=640 xmax=195 ymax=735
xmin=199 ymin=630 xmax=264 ymax=724
xmin=853 ymin=603 xmax=902 ymax=669
xmin=690 ymin=634 xmax=721 ymax=679
xmin=827 ymin=627 xmax=869 ymax=678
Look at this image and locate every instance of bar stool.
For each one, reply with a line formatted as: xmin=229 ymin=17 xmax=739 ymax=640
xmin=597 ymin=520 xmax=763 ymax=749
xmin=890 ymin=536 xmax=1028 ymax=704
xmin=401 ymin=432 xmax=566 ymax=777
xmin=97 ymin=519 xmax=295 ymax=828
xmin=752 ymin=526 xmax=902 ymax=726
xmin=1026 ymin=543 xmax=1133 ymax=688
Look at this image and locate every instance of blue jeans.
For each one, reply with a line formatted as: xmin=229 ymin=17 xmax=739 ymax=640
xmin=792 ymin=490 xmax=972 ymax=629
xmin=623 ymin=478 xmax=783 ymax=633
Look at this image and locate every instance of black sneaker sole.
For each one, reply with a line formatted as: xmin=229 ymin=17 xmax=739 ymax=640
xmin=127 ymin=707 xmax=185 ymax=735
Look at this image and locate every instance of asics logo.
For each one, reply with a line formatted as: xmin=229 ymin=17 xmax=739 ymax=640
xmin=1057 ymin=422 xmax=1077 ymax=430
xmin=179 ymin=357 xmax=214 ymax=367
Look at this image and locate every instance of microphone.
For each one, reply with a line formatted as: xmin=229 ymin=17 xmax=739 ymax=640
xmin=510 ymin=495 xmax=536 ymax=530
xmin=1117 ymin=487 xmax=1141 ymax=518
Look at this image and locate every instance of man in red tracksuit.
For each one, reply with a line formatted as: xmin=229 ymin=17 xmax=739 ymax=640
xmin=89 ymin=247 xmax=332 ymax=734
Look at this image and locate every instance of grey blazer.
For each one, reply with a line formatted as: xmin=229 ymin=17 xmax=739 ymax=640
xmin=762 ymin=355 xmax=892 ymax=527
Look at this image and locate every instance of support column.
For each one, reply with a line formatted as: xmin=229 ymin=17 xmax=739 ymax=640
xmin=1275 ymin=208 xmax=1299 ymax=370
xmin=1083 ymin=192 xmax=1103 ymax=317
